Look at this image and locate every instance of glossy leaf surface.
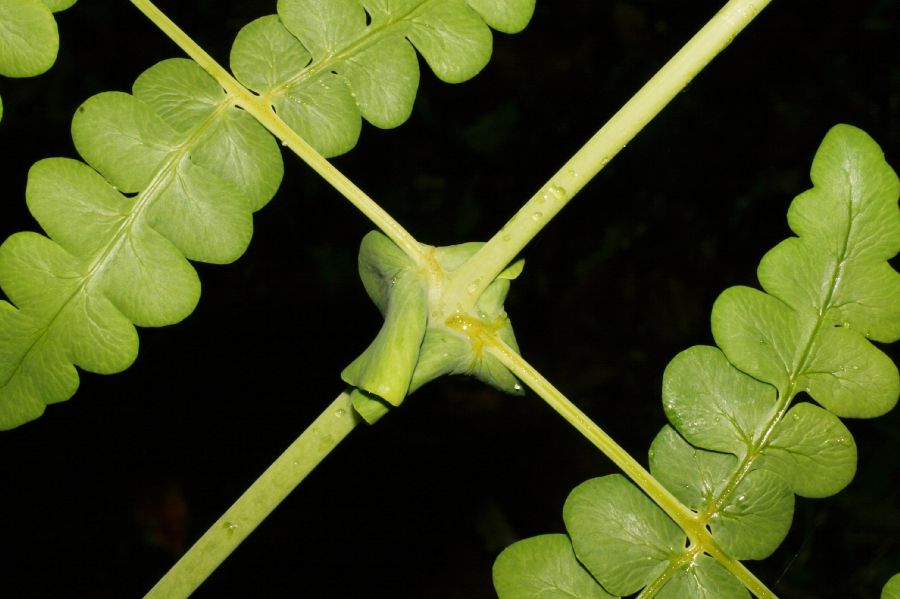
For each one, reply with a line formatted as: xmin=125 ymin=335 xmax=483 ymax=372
xmin=493 ymin=534 xmax=617 ymax=599
xmin=495 ymin=125 xmax=899 ymax=598
xmin=0 ymin=59 xmax=283 ymax=429
xmin=0 ymin=0 xmax=58 ymax=79
xmin=230 ymin=0 xmax=535 ymax=156
xmin=0 ymin=0 xmax=77 ymax=124
xmin=655 ymin=555 xmax=749 ymax=599
xmin=1 ymin=0 xmax=534 ymax=427
xmin=713 ymin=125 xmax=900 ymax=417
xmin=563 ymin=474 xmax=684 ymax=596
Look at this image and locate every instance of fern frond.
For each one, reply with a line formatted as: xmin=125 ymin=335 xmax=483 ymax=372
xmin=230 ymin=0 xmax=535 ymax=156
xmin=0 ymin=0 xmax=536 ymax=429
xmin=0 ymin=0 xmax=78 ymax=123
xmin=494 ymin=125 xmax=900 ymax=598
xmin=0 ymin=58 xmax=283 ymax=429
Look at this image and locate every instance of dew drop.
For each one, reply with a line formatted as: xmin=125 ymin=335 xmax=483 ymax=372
xmin=566 ymin=168 xmax=579 ymax=179
xmin=758 ymin=338 xmax=767 ymax=345
xmin=791 ymin=411 xmax=801 ymax=421
xmin=222 ymin=521 xmax=238 ymax=534
xmin=502 ymin=234 xmax=511 ymax=242
xmin=547 ymin=184 xmax=567 ymax=201
xmin=531 ymin=211 xmax=543 ymax=222
xmin=334 ymin=408 xmax=346 ymax=418
xmin=513 ymin=383 xmax=523 ymax=392
xmin=736 ymin=494 xmax=747 ymax=503
xmin=851 ymin=365 xmax=860 ymax=371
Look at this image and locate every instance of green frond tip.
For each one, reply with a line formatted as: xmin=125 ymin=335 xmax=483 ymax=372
xmin=230 ymin=0 xmax=535 ymax=157
xmin=494 ymin=125 xmax=898 ymax=599
xmin=0 ymin=58 xmax=283 ymax=430
xmin=713 ymin=124 xmax=900 ymax=418
xmin=342 ymin=231 xmax=524 ymax=424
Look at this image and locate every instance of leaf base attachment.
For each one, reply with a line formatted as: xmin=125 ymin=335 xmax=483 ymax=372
xmin=342 ymin=231 xmax=524 ymax=423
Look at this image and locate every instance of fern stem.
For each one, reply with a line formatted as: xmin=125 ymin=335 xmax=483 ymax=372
xmin=447 ymin=313 xmax=778 ymax=599
xmin=443 ymin=0 xmax=772 ymax=313
xmin=127 ymin=0 xmax=428 ymax=265
xmin=143 ymin=392 xmax=361 ymax=599
xmin=704 ymin=544 xmax=779 ymax=599
xmin=446 ymin=314 xmax=696 ymax=525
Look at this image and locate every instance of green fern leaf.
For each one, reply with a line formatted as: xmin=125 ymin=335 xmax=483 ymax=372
xmin=563 ymin=475 xmax=684 ymax=596
xmin=0 ymin=58 xmax=283 ymax=429
xmin=712 ymin=124 xmax=900 ymax=417
xmin=230 ymin=0 xmax=535 ymax=156
xmin=0 ymin=0 xmax=59 ymax=79
xmin=649 ymin=124 xmax=897 ymax=569
xmin=562 ymin=475 xmax=749 ymax=599
xmin=493 ymin=534 xmax=617 ymax=599
xmin=494 ymin=125 xmax=899 ymax=598
xmin=662 ymin=346 xmax=857 ymax=500
xmin=649 ymin=425 xmax=794 ymax=560
xmin=1 ymin=0 xmax=534 ymax=428
xmin=643 ymin=124 xmax=896 ymax=585
xmin=0 ymin=0 xmax=78 ymax=124
xmin=653 ymin=554 xmax=749 ymax=599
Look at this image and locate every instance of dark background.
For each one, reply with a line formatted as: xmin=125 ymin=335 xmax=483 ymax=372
xmin=1 ymin=0 xmax=898 ymax=597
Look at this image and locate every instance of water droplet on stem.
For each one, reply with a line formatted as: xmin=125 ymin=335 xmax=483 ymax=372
xmin=546 ymin=184 xmax=567 ymax=201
